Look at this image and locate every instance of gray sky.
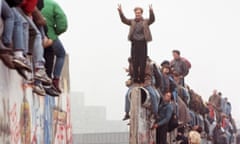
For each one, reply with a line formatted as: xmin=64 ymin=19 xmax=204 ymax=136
xmin=57 ymin=0 xmax=240 ymax=126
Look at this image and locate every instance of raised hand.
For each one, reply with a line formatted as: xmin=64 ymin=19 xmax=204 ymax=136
xmin=149 ymin=4 xmax=153 ymax=11
xmin=118 ymin=4 xmax=122 ymax=12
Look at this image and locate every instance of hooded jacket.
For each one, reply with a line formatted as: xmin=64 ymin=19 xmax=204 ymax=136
xmin=41 ymin=0 xmax=67 ymax=40
xmin=21 ymin=0 xmax=37 ymax=14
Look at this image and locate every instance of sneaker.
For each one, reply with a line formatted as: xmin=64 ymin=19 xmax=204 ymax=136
xmin=52 ymin=78 xmax=61 ymax=93
xmin=16 ymin=67 xmax=28 ymax=80
xmin=0 ymin=53 xmax=15 ymax=69
xmin=122 ymin=114 xmax=130 ymax=121
xmin=43 ymin=85 xmax=60 ymax=97
xmin=34 ymin=68 xmax=52 ymax=85
xmin=13 ymin=57 xmax=32 ymax=72
xmin=32 ymin=83 xmax=46 ymax=96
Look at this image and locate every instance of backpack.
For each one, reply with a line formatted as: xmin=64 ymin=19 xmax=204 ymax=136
xmin=181 ymin=57 xmax=191 ymax=69
xmin=168 ymin=112 xmax=178 ymax=132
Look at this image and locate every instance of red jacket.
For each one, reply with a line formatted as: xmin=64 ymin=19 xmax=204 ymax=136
xmin=21 ymin=0 xmax=38 ymax=14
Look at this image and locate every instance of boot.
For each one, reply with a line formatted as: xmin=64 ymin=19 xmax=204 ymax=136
xmin=52 ymin=78 xmax=61 ymax=93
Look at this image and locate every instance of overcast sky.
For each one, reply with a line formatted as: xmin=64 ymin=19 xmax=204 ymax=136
xmin=56 ymin=0 xmax=240 ymax=126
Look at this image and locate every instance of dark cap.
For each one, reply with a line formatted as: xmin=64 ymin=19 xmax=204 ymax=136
xmin=161 ymin=60 xmax=170 ymax=67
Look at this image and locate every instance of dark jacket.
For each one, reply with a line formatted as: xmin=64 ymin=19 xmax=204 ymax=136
xmin=129 ymin=58 xmax=159 ymax=87
xmin=170 ymin=58 xmax=189 ymax=77
xmin=208 ymin=94 xmax=222 ymax=112
xmin=177 ymin=96 xmax=191 ymax=124
xmin=157 ymin=101 xmax=174 ymax=127
xmin=37 ymin=0 xmax=43 ymax=10
xmin=5 ymin=0 xmax=23 ymax=7
xmin=118 ymin=9 xmax=155 ymax=42
xmin=213 ymin=126 xmax=227 ymax=144
xmin=162 ymin=74 xmax=176 ymax=93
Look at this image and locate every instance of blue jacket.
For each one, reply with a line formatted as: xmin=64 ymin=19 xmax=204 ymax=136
xmin=157 ymin=101 xmax=174 ymax=127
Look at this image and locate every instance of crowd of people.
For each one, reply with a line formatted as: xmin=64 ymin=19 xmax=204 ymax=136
xmin=118 ymin=5 xmax=237 ymax=144
xmin=0 ymin=0 xmax=67 ymax=97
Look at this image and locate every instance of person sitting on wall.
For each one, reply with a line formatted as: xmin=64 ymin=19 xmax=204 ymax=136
xmin=122 ymin=57 xmax=160 ymax=121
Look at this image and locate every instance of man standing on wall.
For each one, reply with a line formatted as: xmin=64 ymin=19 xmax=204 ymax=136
xmin=118 ymin=4 xmax=155 ymax=83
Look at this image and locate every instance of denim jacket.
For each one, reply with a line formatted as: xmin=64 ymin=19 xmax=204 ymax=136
xmin=157 ymin=101 xmax=174 ymax=127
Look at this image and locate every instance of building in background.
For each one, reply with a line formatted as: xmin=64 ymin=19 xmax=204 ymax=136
xmin=71 ymin=91 xmax=129 ymax=143
xmin=71 ymin=91 xmax=128 ymax=134
xmin=73 ymin=132 xmax=128 ymax=144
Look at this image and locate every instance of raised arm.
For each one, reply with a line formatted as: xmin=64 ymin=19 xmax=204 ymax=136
xmin=118 ymin=4 xmax=131 ymax=25
xmin=148 ymin=4 xmax=155 ymax=25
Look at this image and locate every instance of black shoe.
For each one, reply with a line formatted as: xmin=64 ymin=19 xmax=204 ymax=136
xmin=43 ymin=85 xmax=60 ymax=97
xmin=122 ymin=114 xmax=130 ymax=121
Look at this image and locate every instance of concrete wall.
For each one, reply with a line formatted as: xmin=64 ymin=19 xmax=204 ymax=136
xmin=0 ymin=54 xmax=72 ymax=144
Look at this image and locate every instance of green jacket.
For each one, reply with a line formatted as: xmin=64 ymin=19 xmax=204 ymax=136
xmin=41 ymin=0 xmax=67 ymax=40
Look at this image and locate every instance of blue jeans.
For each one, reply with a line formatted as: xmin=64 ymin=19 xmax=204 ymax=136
xmin=12 ymin=8 xmax=28 ymax=52
xmin=44 ymin=39 xmax=66 ymax=78
xmin=188 ymin=110 xmax=195 ymax=127
xmin=1 ymin=0 xmax=14 ymax=46
xmin=52 ymin=39 xmax=66 ymax=78
xmin=172 ymin=89 xmax=179 ymax=117
xmin=125 ymin=86 xmax=158 ymax=115
xmin=124 ymin=86 xmax=133 ymax=113
xmin=17 ymin=8 xmax=45 ymax=68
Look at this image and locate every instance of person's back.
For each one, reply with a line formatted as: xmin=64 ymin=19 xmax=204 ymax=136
xmin=213 ymin=124 xmax=227 ymax=144
xmin=41 ymin=0 xmax=67 ymax=40
xmin=209 ymin=94 xmax=222 ymax=112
